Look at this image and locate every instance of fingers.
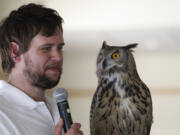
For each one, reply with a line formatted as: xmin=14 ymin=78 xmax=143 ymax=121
xmin=65 ymin=123 xmax=83 ymax=135
xmin=54 ymin=118 xmax=64 ymax=135
xmin=54 ymin=119 xmax=83 ymax=135
xmin=71 ymin=123 xmax=81 ymax=131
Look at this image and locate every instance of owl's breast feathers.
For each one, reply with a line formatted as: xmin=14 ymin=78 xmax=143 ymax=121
xmin=90 ymin=72 xmax=153 ymax=135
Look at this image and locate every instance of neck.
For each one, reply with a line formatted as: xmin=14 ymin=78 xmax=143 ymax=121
xmin=8 ymin=70 xmax=46 ymax=102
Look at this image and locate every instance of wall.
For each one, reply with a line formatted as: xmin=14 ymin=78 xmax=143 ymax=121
xmin=0 ymin=0 xmax=180 ymax=135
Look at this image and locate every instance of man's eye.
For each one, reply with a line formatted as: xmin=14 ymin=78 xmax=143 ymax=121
xmin=42 ymin=47 xmax=51 ymax=51
xmin=58 ymin=46 xmax=63 ymax=51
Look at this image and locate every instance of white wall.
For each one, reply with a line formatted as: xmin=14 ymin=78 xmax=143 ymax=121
xmin=0 ymin=0 xmax=180 ymax=135
xmin=45 ymin=0 xmax=180 ymax=30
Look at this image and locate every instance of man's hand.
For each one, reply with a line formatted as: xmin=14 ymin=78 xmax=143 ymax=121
xmin=54 ymin=119 xmax=83 ymax=135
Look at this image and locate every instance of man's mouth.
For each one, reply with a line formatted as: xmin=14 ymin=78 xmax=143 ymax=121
xmin=45 ymin=64 xmax=61 ymax=72
xmin=46 ymin=66 xmax=61 ymax=73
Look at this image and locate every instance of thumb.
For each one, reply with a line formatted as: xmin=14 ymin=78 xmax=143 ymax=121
xmin=54 ymin=118 xmax=64 ymax=135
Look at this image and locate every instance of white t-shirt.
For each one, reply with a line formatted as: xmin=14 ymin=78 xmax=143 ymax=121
xmin=0 ymin=80 xmax=60 ymax=135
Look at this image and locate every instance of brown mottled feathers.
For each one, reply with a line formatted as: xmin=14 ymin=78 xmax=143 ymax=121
xmin=90 ymin=41 xmax=153 ymax=135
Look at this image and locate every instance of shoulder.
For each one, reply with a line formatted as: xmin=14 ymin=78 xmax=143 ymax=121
xmin=0 ymin=98 xmax=17 ymax=135
xmin=0 ymin=95 xmax=13 ymax=120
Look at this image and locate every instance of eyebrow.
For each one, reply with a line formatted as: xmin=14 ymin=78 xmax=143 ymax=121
xmin=59 ymin=42 xmax=65 ymax=46
xmin=40 ymin=42 xmax=65 ymax=47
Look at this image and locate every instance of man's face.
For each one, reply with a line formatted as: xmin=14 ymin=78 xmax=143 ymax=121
xmin=21 ymin=29 xmax=64 ymax=89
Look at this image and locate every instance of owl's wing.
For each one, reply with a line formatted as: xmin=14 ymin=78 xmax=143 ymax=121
xmin=90 ymin=90 xmax=126 ymax=135
xmin=131 ymin=102 xmax=152 ymax=135
xmin=140 ymin=82 xmax=153 ymax=135
xmin=90 ymin=87 xmax=119 ymax=135
xmin=90 ymin=107 xmax=109 ymax=135
xmin=128 ymin=81 xmax=153 ymax=135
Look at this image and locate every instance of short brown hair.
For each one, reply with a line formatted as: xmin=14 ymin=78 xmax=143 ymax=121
xmin=0 ymin=3 xmax=63 ymax=73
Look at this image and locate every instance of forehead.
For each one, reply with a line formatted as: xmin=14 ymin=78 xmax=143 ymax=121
xmin=101 ymin=46 xmax=123 ymax=53
xmin=29 ymin=29 xmax=64 ymax=48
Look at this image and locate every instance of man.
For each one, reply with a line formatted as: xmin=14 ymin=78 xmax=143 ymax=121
xmin=0 ymin=3 xmax=83 ymax=135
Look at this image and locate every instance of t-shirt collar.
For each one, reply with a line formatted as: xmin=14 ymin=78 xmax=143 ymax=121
xmin=0 ymin=80 xmax=49 ymax=110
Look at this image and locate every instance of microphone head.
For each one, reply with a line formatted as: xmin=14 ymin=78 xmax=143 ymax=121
xmin=53 ymin=88 xmax=68 ymax=103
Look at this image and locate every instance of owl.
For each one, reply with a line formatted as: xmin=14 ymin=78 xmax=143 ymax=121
xmin=90 ymin=41 xmax=153 ymax=135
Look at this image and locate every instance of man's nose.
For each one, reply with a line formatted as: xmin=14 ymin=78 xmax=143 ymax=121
xmin=51 ymin=49 xmax=63 ymax=62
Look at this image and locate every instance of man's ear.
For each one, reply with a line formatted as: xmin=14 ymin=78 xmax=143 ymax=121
xmin=9 ymin=42 xmax=21 ymax=62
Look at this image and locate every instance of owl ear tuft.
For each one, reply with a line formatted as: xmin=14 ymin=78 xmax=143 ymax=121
xmin=125 ymin=43 xmax=138 ymax=50
xmin=102 ymin=41 xmax=108 ymax=49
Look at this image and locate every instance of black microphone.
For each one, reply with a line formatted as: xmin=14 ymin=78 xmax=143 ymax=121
xmin=53 ymin=88 xmax=73 ymax=133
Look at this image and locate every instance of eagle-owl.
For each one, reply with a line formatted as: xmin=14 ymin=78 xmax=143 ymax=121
xmin=90 ymin=41 xmax=153 ymax=135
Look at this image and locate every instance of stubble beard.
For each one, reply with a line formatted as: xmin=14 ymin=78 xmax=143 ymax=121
xmin=24 ymin=56 xmax=61 ymax=90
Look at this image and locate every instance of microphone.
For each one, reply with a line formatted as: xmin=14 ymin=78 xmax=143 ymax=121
xmin=53 ymin=88 xmax=73 ymax=133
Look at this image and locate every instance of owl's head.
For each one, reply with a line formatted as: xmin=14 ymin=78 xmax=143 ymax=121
xmin=96 ymin=41 xmax=138 ymax=78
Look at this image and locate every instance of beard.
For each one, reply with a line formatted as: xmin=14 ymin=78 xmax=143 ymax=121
xmin=23 ymin=55 xmax=62 ymax=90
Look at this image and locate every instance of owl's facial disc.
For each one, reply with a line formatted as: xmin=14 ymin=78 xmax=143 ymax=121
xmin=102 ymin=59 xmax=107 ymax=69
xmin=97 ymin=53 xmax=103 ymax=64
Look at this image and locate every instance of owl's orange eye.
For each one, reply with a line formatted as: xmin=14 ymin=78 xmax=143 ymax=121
xmin=112 ymin=53 xmax=120 ymax=60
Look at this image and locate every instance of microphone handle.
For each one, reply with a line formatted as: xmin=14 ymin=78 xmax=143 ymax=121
xmin=57 ymin=101 xmax=73 ymax=133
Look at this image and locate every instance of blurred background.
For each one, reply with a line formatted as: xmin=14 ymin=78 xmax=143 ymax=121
xmin=0 ymin=0 xmax=180 ymax=135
